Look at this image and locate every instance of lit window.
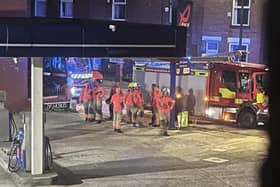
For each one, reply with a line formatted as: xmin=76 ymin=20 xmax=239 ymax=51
xmin=229 ymin=43 xmax=248 ymax=62
xmin=232 ymin=0 xmax=251 ymax=26
xmin=60 ymin=0 xmax=73 ymax=18
xmin=228 ymin=37 xmax=250 ymax=62
xmin=112 ymin=0 xmax=126 ymax=21
xmin=34 ymin=0 xmax=46 ymax=17
xmin=202 ymin=36 xmax=221 ymax=56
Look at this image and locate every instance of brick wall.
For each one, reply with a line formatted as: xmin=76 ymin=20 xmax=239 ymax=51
xmin=0 ymin=0 xmax=29 ymax=17
xmin=127 ymin=0 xmax=162 ymax=24
xmin=74 ymin=0 xmax=164 ymax=24
xmin=191 ymin=0 xmax=266 ymax=63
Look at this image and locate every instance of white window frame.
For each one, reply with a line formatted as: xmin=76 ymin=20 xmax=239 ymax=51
xmin=232 ymin=0 xmax=251 ymax=26
xmin=60 ymin=0 xmax=73 ymax=18
xmin=202 ymin=36 xmax=221 ymax=56
xmin=112 ymin=0 xmax=127 ymax=21
xmin=34 ymin=0 xmax=47 ymax=17
xmin=228 ymin=39 xmax=249 ymax=62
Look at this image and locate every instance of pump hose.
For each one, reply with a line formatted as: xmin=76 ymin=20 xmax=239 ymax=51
xmin=8 ymin=114 xmax=20 ymax=172
xmin=8 ymin=139 xmax=20 ymax=172
xmin=8 ymin=113 xmax=17 ymax=141
xmin=44 ymin=136 xmax=53 ymax=170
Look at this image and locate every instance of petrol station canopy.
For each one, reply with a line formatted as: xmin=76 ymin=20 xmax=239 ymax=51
xmin=0 ymin=17 xmax=186 ymax=58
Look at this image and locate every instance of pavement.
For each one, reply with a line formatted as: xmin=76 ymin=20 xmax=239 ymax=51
xmin=0 ymin=111 xmax=268 ymax=187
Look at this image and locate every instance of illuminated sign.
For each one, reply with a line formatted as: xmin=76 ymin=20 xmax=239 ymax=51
xmin=70 ymin=73 xmax=92 ymax=79
xmin=178 ymin=1 xmax=193 ymax=27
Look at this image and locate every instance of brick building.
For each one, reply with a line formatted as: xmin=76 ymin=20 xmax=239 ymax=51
xmin=191 ymin=0 xmax=267 ymax=64
xmin=0 ymin=0 xmax=267 ymax=64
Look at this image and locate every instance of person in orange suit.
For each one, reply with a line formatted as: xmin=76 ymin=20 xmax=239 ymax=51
xmin=151 ymin=85 xmax=162 ymax=127
xmin=79 ymin=81 xmax=94 ymax=121
xmin=106 ymin=81 xmax=123 ymax=120
xmin=110 ymin=87 xmax=124 ymax=133
xmin=156 ymin=87 xmax=175 ymax=136
xmin=131 ymin=84 xmax=145 ymax=127
xmin=124 ymin=86 xmax=134 ymax=124
xmin=93 ymin=79 xmax=105 ymax=123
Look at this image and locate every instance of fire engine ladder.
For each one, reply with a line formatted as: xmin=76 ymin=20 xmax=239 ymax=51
xmin=189 ymin=50 xmax=248 ymax=64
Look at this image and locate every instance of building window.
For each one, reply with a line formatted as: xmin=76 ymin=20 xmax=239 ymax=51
xmin=229 ymin=43 xmax=248 ymax=62
xmin=202 ymin=36 xmax=221 ymax=56
xmin=112 ymin=0 xmax=127 ymax=21
xmin=228 ymin=37 xmax=250 ymax=62
xmin=232 ymin=0 xmax=251 ymax=26
xmin=60 ymin=0 xmax=73 ymax=18
xmin=34 ymin=0 xmax=46 ymax=17
xmin=239 ymin=72 xmax=249 ymax=92
xmin=222 ymin=70 xmax=237 ymax=91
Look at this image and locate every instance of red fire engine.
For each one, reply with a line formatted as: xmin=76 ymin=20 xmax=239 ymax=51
xmin=132 ymin=52 xmax=269 ymax=128
xmin=197 ymin=56 xmax=269 ymax=128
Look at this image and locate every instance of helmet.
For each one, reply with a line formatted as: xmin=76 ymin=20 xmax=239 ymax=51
xmin=128 ymin=82 xmax=137 ymax=88
xmin=128 ymin=82 xmax=134 ymax=88
xmin=162 ymin=87 xmax=170 ymax=96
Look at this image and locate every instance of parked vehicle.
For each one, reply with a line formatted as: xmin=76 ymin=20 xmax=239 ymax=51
xmin=0 ymin=57 xmax=70 ymax=112
xmin=66 ymin=57 xmax=102 ymax=111
xmin=133 ymin=53 xmax=269 ymax=128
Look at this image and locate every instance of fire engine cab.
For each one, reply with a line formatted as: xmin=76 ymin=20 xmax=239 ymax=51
xmin=196 ymin=55 xmax=269 ymax=128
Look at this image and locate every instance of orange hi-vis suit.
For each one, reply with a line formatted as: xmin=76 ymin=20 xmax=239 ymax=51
xmin=93 ymin=85 xmax=105 ymax=101
xmin=125 ymin=90 xmax=134 ymax=107
xmin=156 ymin=95 xmax=175 ymax=135
xmin=152 ymin=88 xmax=162 ymax=126
xmin=79 ymin=85 xmax=94 ymax=120
xmin=130 ymin=89 xmax=144 ymax=126
xmin=93 ymin=85 xmax=105 ymax=121
xmin=124 ymin=89 xmax=134 ymax=123
xmin=79 ymin=85 xmax=93 ymax=102
xmin=133 ymin=89 xmax=144 ymax=106
xmin=157 ymin=96 xmax=175 ymax=114
xmin=111 ymin=92 xmax=124 ymax=130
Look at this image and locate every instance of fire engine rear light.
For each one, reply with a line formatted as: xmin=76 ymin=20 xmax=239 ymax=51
xmin=223 ymin=114 xmax=230 ymax=121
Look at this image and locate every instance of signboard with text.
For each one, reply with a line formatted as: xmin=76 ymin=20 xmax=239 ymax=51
xmin=177 ymin=1 xmax=193 ymax=27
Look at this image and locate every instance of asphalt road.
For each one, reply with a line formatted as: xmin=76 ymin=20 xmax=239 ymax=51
xmin=0 ymin=165 xmax=17 ymax=187
xmin=39 ymin=112 xmax=268 ymax=187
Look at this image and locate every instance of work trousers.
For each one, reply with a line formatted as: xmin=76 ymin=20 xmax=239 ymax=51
xmin=159 ymin=112 xmax=169 ymax=135
xmin=93 ymin=100 xmax=102 ymax=121
xmin=113 ymin=111 xmax=122 ymax=129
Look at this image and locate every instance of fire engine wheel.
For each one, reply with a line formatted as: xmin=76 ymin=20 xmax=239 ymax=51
xmin=238 ymin=109 xmax=257 ymax=128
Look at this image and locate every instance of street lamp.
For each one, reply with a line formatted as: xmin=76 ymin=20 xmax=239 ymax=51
xmin=238 ymin=0 xmax=245 ymax=61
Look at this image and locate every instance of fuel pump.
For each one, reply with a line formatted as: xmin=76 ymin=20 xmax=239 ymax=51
xmin=8 ymin=127 xmax=25 ymax=172
xmin=16 ymin=128 xmax=26 ymax=169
